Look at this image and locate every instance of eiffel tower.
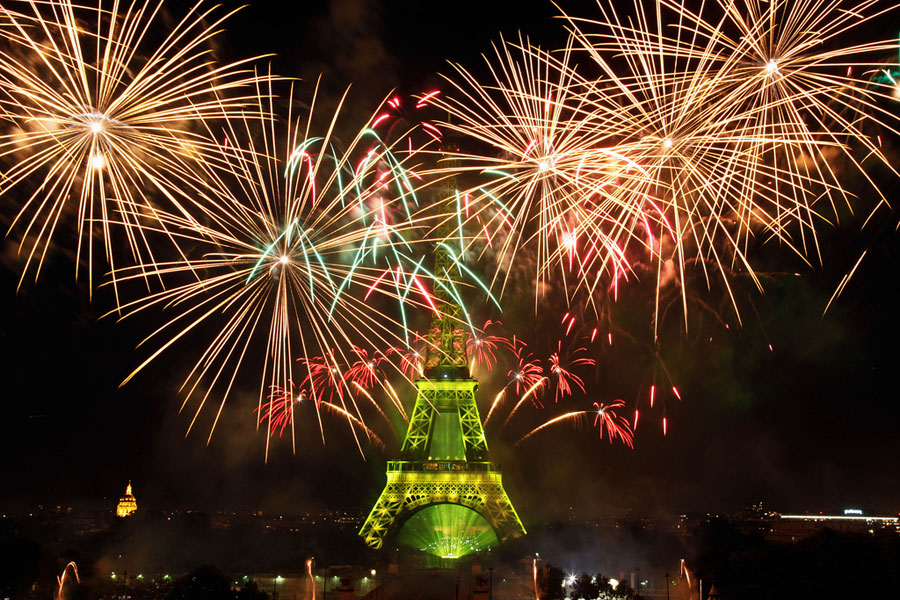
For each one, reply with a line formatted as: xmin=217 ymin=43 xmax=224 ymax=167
xmin=358 ymin=152 xmax=526 ymax=551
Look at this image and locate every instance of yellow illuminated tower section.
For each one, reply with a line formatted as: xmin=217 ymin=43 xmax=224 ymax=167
xmin=116 ymin=481 xmax=137 ymax=517
xmin=359 ymin=147 xmax=525 ymax=554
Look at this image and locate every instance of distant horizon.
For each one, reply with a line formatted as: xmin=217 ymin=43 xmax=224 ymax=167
xmin=5 ymin=498 xmax=899 ymax=520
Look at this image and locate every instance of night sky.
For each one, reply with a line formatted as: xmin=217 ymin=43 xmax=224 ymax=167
xmin=3 ymin=0 xmax=900 ymax=523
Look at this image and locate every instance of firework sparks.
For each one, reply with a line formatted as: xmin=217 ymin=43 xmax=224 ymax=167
xmin=466 ymin=319 xmax=514 ymax=374
xmin=298 ymin=353 xmax=348 ymax=406
xmin=562 ymin=0 xmax=900 ymax=320
xmin=344 ymin=347 xmax=388 ymax=390
xmin=428 ymin=0 xmax=900 ymax=328
xmin=56 ymin=562 xmax=79 ymax=600
xmin=373 ymin=90 xmax=444 ymax=153
xmin=592 ymin=400 xmax=635 ymax=447
xmin=548 ymin=338 xmax=596 ymax=402
xmin=501 ymin=376 xmax=548 ymax=431
xmin=387 ymin=332 xmax=427 ymax=379
xmin=515 ymin=399 xmax=633 ymax=448
xmin=256 ymin=384 xmax=305 ymax=439
xmin=667 ymin=0 xmax=900 ymax=222
xmin=431 ymin=34 xmax=648 ymax=308
xmin=0 ymin=0 xmax=267 ymax=295
xmin=508 ymin=342 xmax=544 ymax=396
xmin=113 ymin=83 xmax=446 ymax=458
xmin=481 ymin=389 xmax=507 ymax=428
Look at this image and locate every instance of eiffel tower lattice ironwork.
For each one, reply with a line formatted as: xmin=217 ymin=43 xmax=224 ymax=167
xmin=358 ymin=151 xmax=526 ymax=551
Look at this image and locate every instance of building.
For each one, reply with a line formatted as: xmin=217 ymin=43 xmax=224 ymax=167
xmin=767 ymin=510 xmax=899 ymax=543
xmin=116 ymin=481 xmax=138 ymax=518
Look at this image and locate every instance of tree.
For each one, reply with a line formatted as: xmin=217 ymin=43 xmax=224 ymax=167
xmin=613 ymin=578 xmax=636 ymax=600
xmin=594 ymin=574 xmax=614 ymax=600
xmin=570 ymin=573 xmax=598 ymax=600
xmin=540 ymin=564 xmax=566 ymax=600
xmin=236 ymin=579 xmax=269 ymax=600
xmin=0 ymin=537 xmax=48 ymax=599
xmin=167 ymin=565 xmax=233 ymax=600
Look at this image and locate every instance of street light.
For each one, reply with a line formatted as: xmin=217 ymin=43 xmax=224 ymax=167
xmin=665 ymin=572 xmax=670 ymax=600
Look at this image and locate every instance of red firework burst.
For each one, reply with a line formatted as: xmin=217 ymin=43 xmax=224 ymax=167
xmin=549 ymin=339 xmax=596 ymax=402
xmin=344 ymin=347 xmax=389 ymax=390
xmin=508 ymin=344 xmax=544 ymax=397
xmin=297 ymin=352 xmax=347 ymax=405
xmin=466 ymin=319 xmax=514 ymax=372
xmin=256 ymin=384 xmax=306 ymax=438
xmin=592 ymin=400 xmax=634 ymax=449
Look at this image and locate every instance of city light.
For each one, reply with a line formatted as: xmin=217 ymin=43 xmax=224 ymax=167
xmin=781 ymin=513 xmax=897 ymax=522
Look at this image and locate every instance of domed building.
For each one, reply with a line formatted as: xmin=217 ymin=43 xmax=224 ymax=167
xmin=116 ymin=481 xmax=137 ymax=518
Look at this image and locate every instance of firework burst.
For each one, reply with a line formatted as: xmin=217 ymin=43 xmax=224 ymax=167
xmin=387 ymin=335 xmax=426 ymax=379
xmin=256 ymin=383 xmax=306 ymax=438
xmin=508 ymin=341 xmax=544 ymax=396
xmin=429 ymin=0 xmax=900 ymax=329
xmin=564 ymin=0 xmax=900 ymax=320
xmin=344 ymin=346 xmax=390 ymax=390
xmin=113 ymin=83 xmax=444 ymax=458
xmin=0 ymin=0 xmax=268 ymax=295
xmin=515 ymin=399 xmax=634 ymax=448
xmin=431 ymin=34 xmax=649 ymax=308
xmin=466 ymin=319 xmax=513 ymax=374
xmin=548 ymin=338 xmax=596 ymax=402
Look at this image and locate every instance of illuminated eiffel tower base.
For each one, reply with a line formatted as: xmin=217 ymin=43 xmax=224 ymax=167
xmin=358 ymin=379 xmax=526 ymax=550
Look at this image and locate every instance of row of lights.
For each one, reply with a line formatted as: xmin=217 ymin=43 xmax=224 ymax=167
xmin=110 ymin=572 xmax=170 ymax=581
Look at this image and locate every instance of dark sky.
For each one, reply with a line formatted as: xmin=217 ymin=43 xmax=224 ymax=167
xmin=3 ymin=0 xmax=900 ymax=523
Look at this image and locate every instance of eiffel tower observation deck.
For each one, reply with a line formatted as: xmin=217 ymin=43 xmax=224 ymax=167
xmin=358 ymin=149 xmax=526 ymax=555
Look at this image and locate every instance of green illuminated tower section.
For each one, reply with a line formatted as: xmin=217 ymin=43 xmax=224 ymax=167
xmin=359 ymin=150 xmax=526 ymax=551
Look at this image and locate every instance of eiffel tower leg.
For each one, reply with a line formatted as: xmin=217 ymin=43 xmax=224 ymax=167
xmin=359 ymin=480 xmax=404 ymax=550
xmin=477 ymin=481 xmax=526 ymax=543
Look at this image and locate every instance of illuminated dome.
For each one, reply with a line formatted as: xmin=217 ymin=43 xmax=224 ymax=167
xmin=116 ymin=481 xmax=137 ymax=518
